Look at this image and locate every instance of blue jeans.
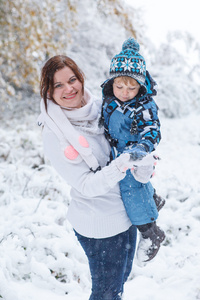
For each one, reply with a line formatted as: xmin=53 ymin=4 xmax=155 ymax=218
xmin=74 ymin=225 xmax=137 ymax=300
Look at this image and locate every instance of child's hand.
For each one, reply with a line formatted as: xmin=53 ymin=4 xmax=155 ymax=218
xmin=124 ymin=144 xmax=147 ymax=161
xmin=132 ymin=165 xmax=155 ymax=183
xmin=131 ymin=153 xmax=160 ymax=167
xmin=131 ymin=154 xmax=160 ymax=183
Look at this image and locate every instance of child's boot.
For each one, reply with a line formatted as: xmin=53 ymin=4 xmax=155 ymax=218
xmin=153 ymin=191 xmax=166 ymax=211
xmin=137 ymin=222 xmax=165 ymax=262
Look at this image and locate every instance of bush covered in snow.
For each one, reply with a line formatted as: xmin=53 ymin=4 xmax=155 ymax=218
xmin=0 ymin=0 xmax=136 ymax=105
xmin=148 ymin=31 xmax=200 ymax=117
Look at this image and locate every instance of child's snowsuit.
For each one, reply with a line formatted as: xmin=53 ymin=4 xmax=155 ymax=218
xmin=101 ymin=71 xmax=161 ymax=225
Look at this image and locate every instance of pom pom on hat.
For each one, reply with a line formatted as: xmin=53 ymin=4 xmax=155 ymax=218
xmin=122 ymin=37 xmax=140 ymax=52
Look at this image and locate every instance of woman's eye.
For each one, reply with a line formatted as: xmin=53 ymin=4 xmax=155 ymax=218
xmin=116 ymin=86 xmax=122 ymax=89
xmin=70 ymin=77 xmax=77 ymax=83
xmin=55 ymin=84 xmax=62 ymax=88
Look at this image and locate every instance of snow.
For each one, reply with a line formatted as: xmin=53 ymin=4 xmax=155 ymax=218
xmin=0 ymin=103 xmax=200 ymax=299
xmin=1 ymin=1 xmax=200 ymax=297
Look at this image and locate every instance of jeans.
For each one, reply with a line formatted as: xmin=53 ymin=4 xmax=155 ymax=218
xmin=74 ymin=225 xmax=137 ymax=300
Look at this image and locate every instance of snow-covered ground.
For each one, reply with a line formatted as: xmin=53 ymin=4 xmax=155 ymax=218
xmin=0 ymin=105 xmax=200 ymax=300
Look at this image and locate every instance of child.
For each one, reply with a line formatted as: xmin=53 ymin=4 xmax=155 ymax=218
xmin=100 ymin=37 xmax=165 ymax=261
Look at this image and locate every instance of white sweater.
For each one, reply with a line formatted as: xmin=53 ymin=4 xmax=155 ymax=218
xmin=40 ymin=89 xmax=132 ymax=238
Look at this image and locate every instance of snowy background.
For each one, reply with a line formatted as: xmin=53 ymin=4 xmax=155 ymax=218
xmin=1 ymin=0 xmax=200 ymax=299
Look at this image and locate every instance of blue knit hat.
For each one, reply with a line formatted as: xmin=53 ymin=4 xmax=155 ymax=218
xmin=109 ymin=37 xmax=146 ymax=87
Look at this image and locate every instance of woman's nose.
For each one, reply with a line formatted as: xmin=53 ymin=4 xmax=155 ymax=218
xmin=64 ymin=84 xmax=73 ymax=93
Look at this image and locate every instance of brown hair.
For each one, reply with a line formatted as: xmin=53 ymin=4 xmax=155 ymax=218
xmin=40 ymin=55 xmax=85 ymax=110
xmin=114 ymin=76 xmax=139 ymax=86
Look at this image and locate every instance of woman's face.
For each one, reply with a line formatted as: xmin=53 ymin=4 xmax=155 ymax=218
xmin=52 ymin=66 xmax=83 ymax=108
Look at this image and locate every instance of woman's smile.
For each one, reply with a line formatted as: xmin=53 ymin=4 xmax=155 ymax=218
xmin=63 ymin=92 xmax=77 ymax=99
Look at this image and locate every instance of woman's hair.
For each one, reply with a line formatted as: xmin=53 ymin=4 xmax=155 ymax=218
xmin=40 ymin=55 xmax=85 ymax=110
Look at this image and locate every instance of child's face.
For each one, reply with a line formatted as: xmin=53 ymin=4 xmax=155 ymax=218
xmin=113 ymin=77 xmax=140 ymax=102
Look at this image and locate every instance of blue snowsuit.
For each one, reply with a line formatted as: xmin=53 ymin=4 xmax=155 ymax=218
xmin=101 ymin=71 xmax=161 ymax=225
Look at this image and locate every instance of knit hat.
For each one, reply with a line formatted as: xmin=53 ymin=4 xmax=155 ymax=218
xmin=109 ymin=37 xmax=146 ymax=87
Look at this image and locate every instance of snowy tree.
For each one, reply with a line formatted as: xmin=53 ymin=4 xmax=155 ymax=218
xmin=0 ymin=0 xmax=138 ymax=106
xmin=148 ymin=31 xmax=200 ymax=117
xmin=0 ymin=0 xmax=77 ymax=104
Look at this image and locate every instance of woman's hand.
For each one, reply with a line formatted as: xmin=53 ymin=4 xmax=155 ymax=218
xmin=115 ymin=153 xmax=133 ymax=173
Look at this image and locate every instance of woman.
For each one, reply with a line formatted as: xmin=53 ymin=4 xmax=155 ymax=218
xmin=38 ymin=55 xmax=137 ymax=300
